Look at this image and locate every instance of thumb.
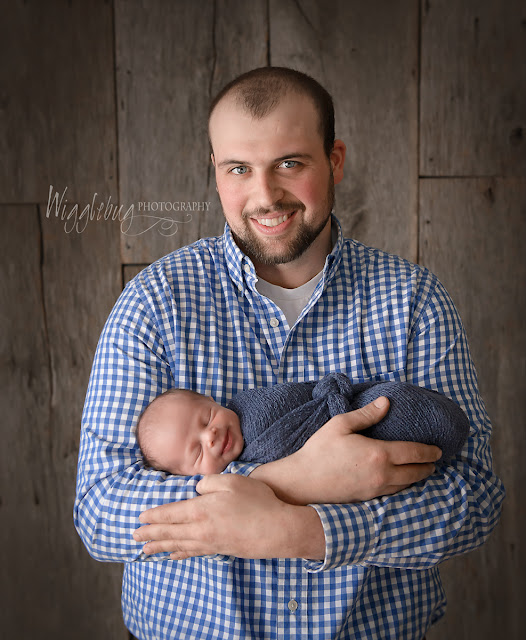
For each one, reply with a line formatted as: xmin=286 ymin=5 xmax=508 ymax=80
xmin=344 ymin=396 xmax=390 ymax=434
xmin=196 ymin=473 xmax=240 ymax=495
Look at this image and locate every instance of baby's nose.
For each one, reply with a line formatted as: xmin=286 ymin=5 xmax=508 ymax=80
xmin=206 ymin=426 xmax=217 ymax=448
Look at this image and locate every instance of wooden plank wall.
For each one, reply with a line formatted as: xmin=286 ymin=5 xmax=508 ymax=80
xmin=1 ymin=1 xmax=524 ymax=638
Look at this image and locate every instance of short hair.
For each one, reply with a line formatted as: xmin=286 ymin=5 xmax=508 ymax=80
xmin=208 ymin=66 xmax=335 ymax=158
xmin=136 ymin=388 xmax=203 ymax=471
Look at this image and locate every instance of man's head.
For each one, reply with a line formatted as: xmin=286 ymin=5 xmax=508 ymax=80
xmin=208 ymin=66 xmax=336 ymax=159
xmin=208 ymin=67 xmax=346 ymax=287
xmin=136 ymin=389 xmax=244 ymax=476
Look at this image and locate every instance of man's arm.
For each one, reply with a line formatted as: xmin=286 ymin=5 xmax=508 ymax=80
xmin=136 ymin=277 xmax=504 ymax=569
xmin=77 ymin=269 xmax=374 ymax=565
xmin=255 ymin=277 xmax=505 ymax=571
xmin=250 ymin=395 xmax=441 ymax=504
xmin=73 ymin=279 xmax=256 ymax=563
xmin=135 ymin=473 xmax=327 ymax=560
xmin=134 ymin=397 xmax=439 ymax=561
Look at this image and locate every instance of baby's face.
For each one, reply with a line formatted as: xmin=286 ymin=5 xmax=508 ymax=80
xmin=149 ymin=393 xmax=244 ymax=475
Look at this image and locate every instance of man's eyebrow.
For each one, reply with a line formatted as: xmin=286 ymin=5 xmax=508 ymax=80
xmin=217 ymin=153 xmax=313 ymax=169
xmin=217 ymin=158 xmax=246 ymax=169
xmin=274 ymin=152 xmax=313 ymax=163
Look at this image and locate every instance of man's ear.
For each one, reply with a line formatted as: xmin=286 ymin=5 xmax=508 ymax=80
xmin=211 ymin=153 xmax=216 ymax=167
xmin=330 ymin=140 xmax=346 ymax=186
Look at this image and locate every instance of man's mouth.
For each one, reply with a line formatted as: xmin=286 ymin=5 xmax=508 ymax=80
xmin=256 ymin=212 xmax=294 ymax=227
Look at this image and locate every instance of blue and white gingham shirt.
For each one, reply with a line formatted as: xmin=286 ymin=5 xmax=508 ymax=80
xmin=75 ymin=216 xmax=504 ymax=640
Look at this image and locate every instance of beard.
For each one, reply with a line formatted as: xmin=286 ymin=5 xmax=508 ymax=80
xmin=227 ymin=175 xmax=335 ymax=267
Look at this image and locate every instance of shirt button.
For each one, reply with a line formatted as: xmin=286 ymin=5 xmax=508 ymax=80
xmin=288 ymin=599 xmax=298 ymax=612
xmin=269 ymin=317 xmax=280 ymax=327
xmin=243 ymin=264 xmax=251 ymax=273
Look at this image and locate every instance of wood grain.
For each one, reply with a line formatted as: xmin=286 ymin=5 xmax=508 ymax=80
xmin=0 ymin=0 xmax=117 ymax=203
xmin=116 ymin=0 xmax=268 ymax=264
xmin=0 ymin=205 xmax=127 ymax=638
xmin=420 ymin=0 xmax=526 ymax=177
xmin=123 ymin=264 xmax=148 ymax=286
xmin=420 ymin=178 xmax=525 ymax=640
xmin=2 ymin=2 xmax=524 ymax=638
xmin=270 ymin=0 xmax=419 ymax=261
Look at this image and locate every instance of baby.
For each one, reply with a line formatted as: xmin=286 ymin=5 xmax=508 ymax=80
xmin=136 ymin=373 xmax=471 ymax=476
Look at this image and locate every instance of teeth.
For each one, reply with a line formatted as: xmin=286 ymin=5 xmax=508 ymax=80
xmin=257 ymin=213 xmax=292 ymax=227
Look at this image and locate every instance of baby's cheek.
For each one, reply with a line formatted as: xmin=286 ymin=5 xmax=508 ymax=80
xmin=203 ymin=458 xmax=226 ymax=475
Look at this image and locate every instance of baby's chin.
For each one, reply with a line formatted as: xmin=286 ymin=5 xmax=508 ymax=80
xmin=231 ymin=436 xmax=245 ymax=463
xmin=221 ymin=451 xmax=239 ymax=470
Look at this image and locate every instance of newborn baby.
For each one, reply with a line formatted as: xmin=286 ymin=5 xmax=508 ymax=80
xmin=137 ymin=388 xmax=244 ymax=475
xmin=136 ymin=373 xmax=471 ymax=476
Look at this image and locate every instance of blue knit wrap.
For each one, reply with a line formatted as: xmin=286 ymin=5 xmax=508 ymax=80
xmin=227 ymin=373 xmax=470 ymax=464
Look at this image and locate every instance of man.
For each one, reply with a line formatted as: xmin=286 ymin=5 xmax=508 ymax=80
xmin=75 ymin=67 xmax=504 ymax=639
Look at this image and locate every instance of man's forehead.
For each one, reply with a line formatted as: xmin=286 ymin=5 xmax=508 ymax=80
xmin=209 ymin=92 xmax=321 ymax=154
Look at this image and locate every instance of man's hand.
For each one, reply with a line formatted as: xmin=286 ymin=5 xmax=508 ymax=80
xmin=133 ymin=474 xmax=325 ymax=561
xmin=251 ymin=397 xmax=442 ymax=505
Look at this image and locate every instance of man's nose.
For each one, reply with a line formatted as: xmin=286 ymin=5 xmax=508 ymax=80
xmin=252 ymin=171 xmax=284 ymax=209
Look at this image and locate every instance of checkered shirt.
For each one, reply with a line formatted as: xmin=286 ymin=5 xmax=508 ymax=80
xmin=74 ymin=216 xmax=504 ymax=639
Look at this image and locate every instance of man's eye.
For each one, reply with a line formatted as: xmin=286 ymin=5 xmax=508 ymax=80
xmin=279 ymin=160 xmax=298 ymax=169
xmin=230 ymin=166 xmax=248 ymax=175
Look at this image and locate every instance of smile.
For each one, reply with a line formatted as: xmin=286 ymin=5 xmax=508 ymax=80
xmin=222 ymin=430 xmax=233 ymax=455
xmin=255 ymin=213 xmax=293 ymax=227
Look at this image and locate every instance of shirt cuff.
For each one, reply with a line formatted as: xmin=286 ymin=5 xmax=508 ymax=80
xmin=303 ymin=502 xmax=376 ymax=572
xmin=223 ymin=460 xmax=261 ymax=476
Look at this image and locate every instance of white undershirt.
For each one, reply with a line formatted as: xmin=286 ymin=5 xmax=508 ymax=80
xmin=255 ymin=269 xmax=324 ymax=328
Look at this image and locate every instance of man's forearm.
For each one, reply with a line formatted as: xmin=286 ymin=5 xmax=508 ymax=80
xmin=249 ymin=402 xmax=440 ymax=507
xmin=250 ymin=455 xmax=307 ymax=505
xmin=134 ymin=474 xmax=326 ymax=561
xmin=284 ymin=505 xmax=326 ymax=560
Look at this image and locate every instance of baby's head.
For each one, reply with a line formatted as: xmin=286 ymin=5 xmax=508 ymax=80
xmin=136 ymin=388 xmax=244 ymax=475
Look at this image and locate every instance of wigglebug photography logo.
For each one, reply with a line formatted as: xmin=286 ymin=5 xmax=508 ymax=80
xmin=45 ymin=185 xmax=211 ymax=236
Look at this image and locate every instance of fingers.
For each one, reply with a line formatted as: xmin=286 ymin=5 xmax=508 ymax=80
xmin=343 ymin=397 xmax=391 ymax=433
xmin=363 ymin=461 xmax=436 ymax=500
xmin=134 ymin=523 xmax=184 ymax=543
xmin=383 ymin=440 xmax=442 ymax=465
xmin=369 ymin=442 xmax=439 ymax=494
xmin=196 ymin=473 xmax=238 ymax=495
xmin=142 ymin=535 xmax=185 ymax=556
xmin=138 ymin=476 xmax=230 ymax=525
xmin=139 ymin=495 xmax=201 ymax=524
xmin=139 ymin=502 xmax=182 ymax=524
xmin=133 ymin=523 xmax=201 ymax=557
xmin=389 ymin=462 xmax=437 ymax=487
xmin=170 ymin=550 xmax=200 ymax=561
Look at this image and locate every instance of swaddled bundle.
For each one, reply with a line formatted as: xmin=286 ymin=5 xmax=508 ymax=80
xmin=227 ymin=373 xmax=470 ymax=464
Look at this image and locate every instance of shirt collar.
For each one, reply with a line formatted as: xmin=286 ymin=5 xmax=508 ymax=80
xmin=223 ymin=224 xmax=255 ymax=291
xmin=223 ymin=213 xmax=344 ymax=292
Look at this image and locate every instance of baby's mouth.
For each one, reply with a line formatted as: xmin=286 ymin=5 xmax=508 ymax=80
xmin=221 ymin=430 xmax=233 ymax=455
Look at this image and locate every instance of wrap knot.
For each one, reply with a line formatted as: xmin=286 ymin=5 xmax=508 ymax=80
xmin=312 ymin=372 xmax=354 ymax=416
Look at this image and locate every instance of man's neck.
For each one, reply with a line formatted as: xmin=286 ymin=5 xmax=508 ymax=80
xmin=253 ymin=225 xmax=333 ymax=289
xmin=254 ymin=261 xmax=322 ymax=289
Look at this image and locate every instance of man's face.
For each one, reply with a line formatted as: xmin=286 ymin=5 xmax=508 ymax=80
xmin=209 ymin=93 xmax=345 ymax=275
xmin=149 ymin=394 xmax=244 ymax=476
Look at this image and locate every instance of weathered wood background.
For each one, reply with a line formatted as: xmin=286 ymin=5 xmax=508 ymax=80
xmin=1 ymin=1 xmax=524 ymax=638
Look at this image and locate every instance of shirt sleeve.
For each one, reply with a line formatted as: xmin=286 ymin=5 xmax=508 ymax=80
xmin=304 ymin=275 xmax=505 ymax=572
xmin=73 ymin=279 xmax=255 ymax=564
